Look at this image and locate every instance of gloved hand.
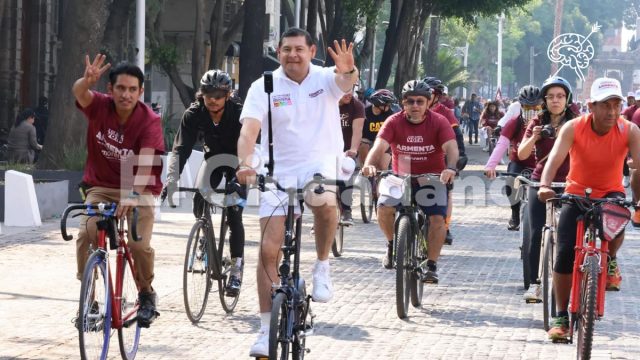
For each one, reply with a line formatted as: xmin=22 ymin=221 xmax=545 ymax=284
xmin=160 ymin=177 xmax=178 ymax=208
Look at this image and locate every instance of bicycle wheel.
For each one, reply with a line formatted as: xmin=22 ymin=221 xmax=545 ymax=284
xmin=576 ymin=256 xmax=598 ymax=360
xmin=395 ymin=216 xmax=412 ymax=319
xmin=78 ymin=252 xmax=111 ymax=360
xmin=183 ymin=220 xmax=212 ymax=323
xmin=118 ymin=255 xmax=141 ymax=360
xmin=541 ymin=227 xmax=553 ymax=330
xmin=520 ymin=202 xmax=531 ymax=290
xmin=269 ymin=292 xmax=291 ymax=360
xmin=217 ymin=217 xmax=241 ymax=313
xmin=332 ymin=206 xmax=344 ymax=257
xmin=292 ymin=281 xmax=311 ymax=360
xmin=410 ymin=221 xmax=426 ymax=308
xmin=359 ymin=176 xmax=373 ymax=223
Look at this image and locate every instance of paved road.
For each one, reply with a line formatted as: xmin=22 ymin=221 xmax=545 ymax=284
xmin=2 ymin=144 xmax=639 ymax=359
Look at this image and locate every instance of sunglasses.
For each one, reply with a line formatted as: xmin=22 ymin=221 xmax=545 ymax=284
xmin=203 ymin=90 xmax=228 ymax=100
xmin=404 ymin=99 xmax=426 ymax=106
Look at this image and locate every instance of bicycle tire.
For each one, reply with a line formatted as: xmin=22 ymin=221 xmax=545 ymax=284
xmin=183 ymin=220 xmax=212 ymax=323
xmin=520 ymin=201 xmax=531 ymax=290
xmin=332 ymin=224 xmax=344 ymax=257
xmin=269 ymin=292 xmax=291 ymax=360
xmin=292 ymin=281 xmax=311 ymax=360
xmin=541 ymin=227 xmax=553 ymax=331
xmin=576 ymin=256 xmax=598 ymax=360
xmin=410 ymin=222 xmax=427 ymax=307
xmin=78 ymin=252 xmax=111 ymax=360
xmin=359 ymin=176 xmax=373 ymax=223
xmin=395 ymin=216 xmax=412 ymax=319
xmin=217 ymin=216 xmax=241 ymax=313
xmin=117 ymin=254 xmax=141 ymax=360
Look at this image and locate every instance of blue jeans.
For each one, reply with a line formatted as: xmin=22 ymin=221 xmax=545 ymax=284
xmin=468 ymin=119 xmax=479 ymax=143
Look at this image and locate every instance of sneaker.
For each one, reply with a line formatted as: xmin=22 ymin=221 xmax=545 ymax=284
xmin=547 ymin=315 xmax=569 ymax=342
xmin=444 ymin=230 xmax=453 ymax=245
xmin=249 ymin=328 xmax=269 ymax=357
xmin=74 ymin=300 xmax=101 ymax=331
xmin=137 ymin=291 xmax=159 ymax=328
xmin=507 ymin=218 xmax=520 ymax=231
xmin=632 ymin=211 xmax=640 ymax=228
xmin=340 ymin=209 xmax=354 ymax=226
xmin=311 ymin=261 xmax=333 ymax=303
xmin=382 ymin=241 xmax=394 ymax=269
xmin=225 ymin=258 xmax=243 ymax=297
xmin=523 ymin=284 xmax=542 ymax=303
xmin=422 ymin=268 xmax=439 ymax=283
xmin=606 ymin=259 xmax=621 ymax=291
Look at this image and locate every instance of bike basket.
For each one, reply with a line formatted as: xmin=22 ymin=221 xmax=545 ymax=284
xmin=599 ymin=203 xmax=630 ymax=241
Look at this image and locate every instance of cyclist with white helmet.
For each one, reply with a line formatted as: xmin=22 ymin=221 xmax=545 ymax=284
xmin=358 ymin=89 xmax=398 ymax=168
xmin=484 ymin=85 xmax=541 ymax=230
xmin=163 ymin=69 xmax=246 ymax=296
xmin=362 ymin=79 xmax=458 ymax=283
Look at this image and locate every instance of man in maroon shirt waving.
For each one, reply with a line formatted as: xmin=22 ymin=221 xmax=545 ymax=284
xmin=73 ymin=54 xmax=165 ymax=327
xmin=362 ymin=80 xmax=458 ymax=283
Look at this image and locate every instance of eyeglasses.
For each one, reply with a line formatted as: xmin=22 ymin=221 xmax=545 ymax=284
xmin=404 ymin=99 xmax=426 ymax=106
xmin=203 ymin=90 xmax=228 ymax=100
xmin=544 ymin=94 xmax=566 ymax=101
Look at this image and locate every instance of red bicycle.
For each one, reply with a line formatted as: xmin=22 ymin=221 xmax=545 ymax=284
xmin=553 ymin=191 xmax=633 ymax=359
xmin=61 ymin=203 xmax=142 ymax=360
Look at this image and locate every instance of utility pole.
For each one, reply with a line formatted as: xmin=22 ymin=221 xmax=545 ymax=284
xmin=136 ymin=0 xmax=145 ymax=71
xmin=529 ymin=46 xmax=535 ymax=85
xmin=368 ymin=29 xmax=376 ymax=89
xmin=497 ymin=13 xmax=505 ymax=96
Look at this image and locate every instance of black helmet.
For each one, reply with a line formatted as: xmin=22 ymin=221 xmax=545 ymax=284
xmin=200 ymin=70 xmax=232 ymax=92
xmin=518 ymin=85 xmax=541 ymax=106
xmin=541 ymin=76 xmax=572 ymax=104
xmin=369 ymin=89 xmax=397 ymax=107
xmin=423 ymin=77 xmax=445 ymax=95
xmin=402 ymin=80 xmax=432 ymax=99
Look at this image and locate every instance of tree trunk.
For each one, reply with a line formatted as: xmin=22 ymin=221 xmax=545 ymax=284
xmin=38 ymin=0 xmax=110 ymax=169
xmin=356 ymin=0 xmax=383 ymax=76
xmin=394 ymin=1 xmax=431 ymax=95
xmin=239 ymin=0 xmax=266 ymax=100
xmin=307 ymin=0 xmax=318 ymax=43
xmin=281 ymin=0 xmax=295 ymax=28
xmin=192 ymin=0 xmax=207 ymax=84
xmin=210 ymin=3 xmax=244 ymax=69
xmin=424 ymin=15 xmax=439 ymax=77
xmin=208 ymin=0 xmax=225 ymax=69
xmin=375 ymin=0 xmax=401 ymax=89
xmin=102 ymin=0 xmax=134 ymax=63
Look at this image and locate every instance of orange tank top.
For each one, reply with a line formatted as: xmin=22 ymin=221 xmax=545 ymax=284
xmin=565 ymin=114 xmax=629 ymax=198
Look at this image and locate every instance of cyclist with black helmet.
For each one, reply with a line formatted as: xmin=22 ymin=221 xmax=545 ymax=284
xmin=484 ymin=85 xmax=541 ymax=230
xmin=359 ymin=89 xmax=398 ymax=168
xmin=163 ymin=69 xmax=246 ymax=296
xmin=423 ymin=77 xmax=466 ymax=245
xmin=518 ymin=76 xmax=577 ymax=303
xmin=362 ymin=80 xmax=458 ymax=283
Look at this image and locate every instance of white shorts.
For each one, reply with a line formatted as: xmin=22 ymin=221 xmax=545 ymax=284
xmin=258 ymin=171 xmax=338 ymax=218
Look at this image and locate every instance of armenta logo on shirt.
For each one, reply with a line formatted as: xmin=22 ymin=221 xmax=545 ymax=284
xmin=309 ymin=89 xmax=324 ymax=98
xmin=96 ymin=130 xmax=134 ymax=161
xmin=406 ymin=135 xmax=424 ymax=143
xmin=273 ymin=94 xmax=293 ymax=107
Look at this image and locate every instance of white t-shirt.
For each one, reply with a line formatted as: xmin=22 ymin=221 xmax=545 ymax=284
xmin=241 ymin=64 xmax=346 ymax=181
xmin=497 ymin=101 xmax=521 ymax=127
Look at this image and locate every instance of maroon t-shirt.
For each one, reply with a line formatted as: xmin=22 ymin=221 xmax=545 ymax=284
xmin=378 ymin=110 xmax=455 ymax=175
xmin=524 ymin=117 xmax=569 ymax=182
xmin=630 ymin=107 xmax=640 ymax=127
xmin=432 ymin=103 xmax=458 ymax=126
xmin=339 ymin=97 xmax=365 ymax=150
xmin=501 ymin=115 xmax=535 ymax=168
xmin=622 ymin=104 xmax=637 ymax=120
xmin=77 ymin=91 xmax=165 ymax=195
xmin=481 ymin=111 xmax=504 ymax=129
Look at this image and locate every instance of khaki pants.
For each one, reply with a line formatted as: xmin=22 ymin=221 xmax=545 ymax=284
xmin=76 ymin=187 xmax=156 ymax=293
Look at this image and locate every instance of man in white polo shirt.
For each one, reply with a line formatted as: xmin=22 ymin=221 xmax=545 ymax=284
xmin=236 ymin=27 xmax=358 ymax=357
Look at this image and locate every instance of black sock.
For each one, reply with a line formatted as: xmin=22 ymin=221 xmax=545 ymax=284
xmin=557 ymin=310 xmax=569 ymax=319
xmin=426 ymin=260 xmax=437 ymax=272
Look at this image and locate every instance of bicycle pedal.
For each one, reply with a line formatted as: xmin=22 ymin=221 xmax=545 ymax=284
xmin=551 ymin=338 xmax=571 ymax=344
xmin=254 ymin=357 xmax=268 ymax=360
xmin=525 ymin=299 xmax=542 ymax=304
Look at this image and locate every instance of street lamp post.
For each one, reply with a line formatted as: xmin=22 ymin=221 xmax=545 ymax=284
xmin=136 ymin=0 xmax=145 ymax=71
xmin=369 ymin=28 xmax=376 ymax=89
xmin=497 ymin=12 xmax=505 ymax=97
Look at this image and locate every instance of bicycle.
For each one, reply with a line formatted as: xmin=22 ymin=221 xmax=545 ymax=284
xmin=540 ymin=195 xmax=563 ymax=330
xmin=356 ymin=170 xmax=375 ymax=223
xmin=168 ymin=183 xmax=243 ymax=322
xmin=549 ymin=191 xmax=634 ymax=359
xmin=61 ymin=203 xmax=142 ymax=360
xmin=379 ymin=172 xmax=447 ymax=319
xmin=254 ymin=174 xmax=346 ymax=360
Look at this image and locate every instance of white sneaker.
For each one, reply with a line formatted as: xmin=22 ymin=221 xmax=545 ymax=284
xmin=249 ymin=328 xmax=269 ymax=357
xmin=523 ymin=284 xmax=542 ymax=303
xmin=623 ymin=176 xmax=630 ymax=188
xmin=312 ymin=261 xmax=333 ymax=303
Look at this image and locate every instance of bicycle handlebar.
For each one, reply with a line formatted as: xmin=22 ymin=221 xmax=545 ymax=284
xmin=256 ymin=174 xmax=348 ymax=194
xmin=549 ymin=192 xmax=639 ymax=212
xmin=60 ymin=203 xmax=140 ymax=242
xmin=514 ymin=176 xmax=565 ymax=188
xmin=167 ymin=186 xmax=229 ymax=207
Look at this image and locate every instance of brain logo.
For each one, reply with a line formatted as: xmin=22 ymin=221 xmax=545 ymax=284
xmin=547 ymin=23 xmax=601 ymax=81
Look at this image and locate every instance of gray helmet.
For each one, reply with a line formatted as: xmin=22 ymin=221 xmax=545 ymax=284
xmin=423 ymin=77 xmax=445 ymax=95
xmin=369 ymin=89 xmax=397 ymax=107
xmin=200 ymin=70 xmax=232 ymax=91
xmin=518 ymin=85 xmax=541 ymax=106
xmin=402 ymin=80 xmax=432 ymax=98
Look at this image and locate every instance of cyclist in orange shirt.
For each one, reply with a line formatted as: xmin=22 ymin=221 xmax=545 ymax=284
xmin=538 ymin=77 xmax=640 ymax=341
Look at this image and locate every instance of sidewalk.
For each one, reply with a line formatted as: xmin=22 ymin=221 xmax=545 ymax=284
xmin=1 ymin=147 xmax=639 ymax=359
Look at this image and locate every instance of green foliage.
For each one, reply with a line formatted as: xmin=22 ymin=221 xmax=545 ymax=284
xmin=430 ymin=50 xmax=469 ymax=92
xmin=61 ymin=144 xmax=87 ymax=171
xmin=148 ymin=44 xmax=180 ymax=72
xmin=162 ymin=111 xmax=178 ymax=152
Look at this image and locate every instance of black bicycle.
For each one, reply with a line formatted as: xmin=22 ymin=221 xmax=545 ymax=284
xmin=357 ymin=171 xmax=376 ymax=223
xmin=169 ymin=183 xmax=243 ymax=322
xmin=378 ymin=172 xmax=447 ymax=319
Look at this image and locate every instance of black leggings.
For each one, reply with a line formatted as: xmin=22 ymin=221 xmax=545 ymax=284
xmin=526 ymin=185 xmax=563 ymax=283
xmin=505 ymin=162 xmax=528 ymax=219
